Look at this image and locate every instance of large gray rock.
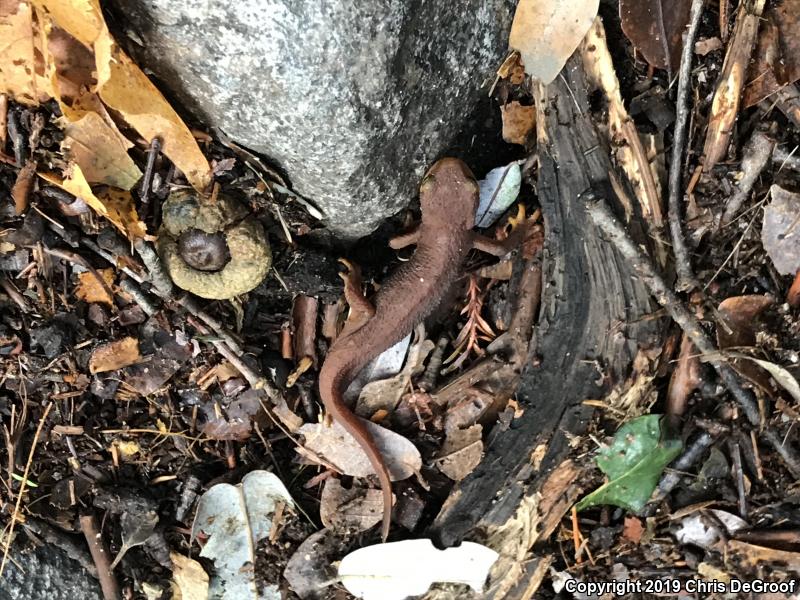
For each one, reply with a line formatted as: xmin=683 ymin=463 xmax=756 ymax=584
xmin=113 ymin=0 xmax=515 ymax=237
xmin=0 ymin=544 xmax=101 ymax=600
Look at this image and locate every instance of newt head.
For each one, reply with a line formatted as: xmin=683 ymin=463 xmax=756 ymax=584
xmin=419 ymin=157 xmax=479 ymax=229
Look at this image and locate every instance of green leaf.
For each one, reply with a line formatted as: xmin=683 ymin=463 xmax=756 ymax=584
xmin=575 ymin=414 xmax=682 ymax=513
xmin=11 ymin=472 xmax=38 ymax=488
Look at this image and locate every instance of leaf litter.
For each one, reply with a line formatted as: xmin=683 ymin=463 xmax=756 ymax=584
xmin=3 ymin=0 xmax=800 ymax=597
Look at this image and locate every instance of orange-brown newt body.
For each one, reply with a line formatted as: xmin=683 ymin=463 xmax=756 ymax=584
xmin=318 ymin=157 xmax=521 ymax=541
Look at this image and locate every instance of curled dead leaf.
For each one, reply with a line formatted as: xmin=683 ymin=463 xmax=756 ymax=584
xmin=299 ymin=418 xmax=421 ymax=481
xmin=509 ymin=0 xmax=599 ymax=84
xmin=75 ymin=267 xmax=115 ymax=306
xmin=94 ymin=26 xmax=211 ymax=192
xmin=89 ymin=336 xmax=141 ymax=374
xmin=39 ymin=166 xmax=147 ymax=240
xmin=500 ymin=101 xmax=536 ymax=146
xmin=319 ymin=477 xmax=385 ymax=533
xmin=619 ymin=0 xmax=691 ymax=72
xmin=435 ymin=425 xmax=483 ymax=481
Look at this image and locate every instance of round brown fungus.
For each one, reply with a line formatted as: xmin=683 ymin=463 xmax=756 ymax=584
xmin=157 ymin=189 xmax=271 ymax=299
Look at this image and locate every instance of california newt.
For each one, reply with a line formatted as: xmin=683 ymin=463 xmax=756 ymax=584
xmin=318 ymin=157 xmax=526 ymax=541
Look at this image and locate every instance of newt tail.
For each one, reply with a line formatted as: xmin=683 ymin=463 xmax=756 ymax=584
xmin=318 ymin=157 xmax=522 ymax=541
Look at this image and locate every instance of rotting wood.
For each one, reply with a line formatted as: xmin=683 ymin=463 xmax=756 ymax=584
xmin=702 ymin=0 xmax=766 ymax=170
xmin=424 ymin=55 xmax=661 ymax=600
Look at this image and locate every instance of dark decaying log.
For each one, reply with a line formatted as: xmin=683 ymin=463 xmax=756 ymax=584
xmin=426 ymin=55 xmax=664 ymax=599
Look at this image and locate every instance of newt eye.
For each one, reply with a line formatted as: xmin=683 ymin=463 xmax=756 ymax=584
xmin=420 ymin=174 xmax=436 ymax=192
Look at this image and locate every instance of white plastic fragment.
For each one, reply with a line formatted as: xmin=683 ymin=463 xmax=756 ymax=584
xmin=338 ymin=539 xmax=499 ymax=600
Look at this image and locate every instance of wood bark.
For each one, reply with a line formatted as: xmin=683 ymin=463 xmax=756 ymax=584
xmin=425 ymin=56 xmax=663 ymax=599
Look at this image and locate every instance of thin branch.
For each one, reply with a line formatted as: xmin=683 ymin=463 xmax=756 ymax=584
xmin=0 ymin=403 xmax=53 ymax=577
xmin=668 ymin=0 xmax=705 ymax=291
xmin=587 ymin=196 xmax=800 ymax=478
xmin=79 ymin=514 xmax=120 ymax=600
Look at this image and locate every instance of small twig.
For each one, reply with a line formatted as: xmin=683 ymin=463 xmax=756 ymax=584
xmin=0 ymin=93 xmax=7 ymax=149
xmin=720 ymin=129 xmax=774 ymax=226
xmin=418 ymin=335 xmax=449 ymax=391
xmin=79 ymin=514 xmax=120 ymax=600
xmin=645 ymin=430 xmax=718 ymax=515
xmin=0 ymin=403 xmax=53 ymax=577
xmin=571 ymin=506 xmax=583 ymax=564
xmin=773 ymin=145 xmax=800 ymax=172
xmin=118 ymin=278 xmax=159 ymax=316
xmin=668 ymin=0 xmax=705 ymax=291
xmin=6 ymin=108 xmax=27 ymax=165
xmin=292 ymin=294 xmax=319 ymax=366
xmin=587 ymin=196 xmax=800 ymax=478
xmin=728 ymin=438 xmax=748 ymax=517
xmin=0 ymin=276 xmax=30 ymax=313
xmin=79 ymin=238 xmax=145 ymax=283
xmin=187 ymin=316 xmax=266 ymax=391
xmin=134 ymin=239 xmax=174 ymax=299
xmin=139 ymin=137 xmax=162 ymax=216
xmin=176 ymin=295 xmax=244 ymax=355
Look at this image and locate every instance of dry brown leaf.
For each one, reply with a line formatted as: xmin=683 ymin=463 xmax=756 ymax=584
xmin=170 ymin=552 xmax=209 ymax=600
xmin=30 ymin=0 xmax=210 ymax=192
xmin=496 ymin=52 xmax=526 ymax=85
xmin=789 ymin=271 xmax=800 ymax=308
xmin=94 ymin=26 xmax=211 ymax=192
xmin=509 ymin=0 xmax=599 ymax=84
xmin=40 ymin=165 xmax=146 ymax=240
xmin=500 ymin=101 xmax=536 ymax=146
xmin=12 ymin=160 xmax=37 ymax=215
xmin=717 ymin=295 xmax=775 ymax=394
xmin=75 ymin=267 xmax=115 ymax=305
xmin=727 ymin=540 xmax=800 ymax=571
xmin=703 ymin=0 xmax=766 ymax=170
xmin=762 ymin=185 xmax=800 ymax=276
xmin=743 ymin=0 xmax=800 ymax=107
xmin=743 ymin=19 xmax=782 ymax=108
xmin=111 ymin=439 xmax=140 ymax=461
xmin=773 ymin=0 xmax=800 ymax=85
xmin=695 ymin=37 xmax=723 ymax=56
xmin=45 ymin=25 xmax=95 ymax=101
xmin=622 ymin=516 xmax=644 ymax=544
xmin=0 ymin=1 xmax=39 ymax=104
xmin=355 ymin=330 xmax=433 ymax=417
xmin=619 ymin=0 xmax=691 ymax=72
xmin=666 ymin=334 xmax=701 ymax=422
xmin=434 ymin=425 xmax=483 ymax=481
xmin=299 ymin=418 xmax=421 ymax=481
xmin=319 ymin=477 xmax=384 ymax=533
xmin=717 ymin=295 xmax=773 ymax=349
xmin=33 ymin=0 xmax=104 ymax=47
xmin=89 ymin=336 xmax=141 ymax=374
xmin=60 ymin=111 xmax=141 ymax=189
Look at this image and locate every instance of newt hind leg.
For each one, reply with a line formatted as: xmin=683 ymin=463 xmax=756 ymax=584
xmin=337 ymin=258 xmax=376 ymax=339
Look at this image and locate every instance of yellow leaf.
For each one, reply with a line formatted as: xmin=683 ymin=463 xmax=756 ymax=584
xmin=509 ymin=0 xmax=599 ymax=84
xmin=112 ymin=439 xmax=140 ymax=460
xmin=89 ymin=336 xmax=141 ymax=374
xmin=75 ymin=267 xmax=115 ymax=306
xmin=94 ymin=25 xmax=211 ymax=193
xmin=32 ymin=0 xmax=103 ymax=48
xmin=0 ymin=0 xmax=39 ymax=104
xmin=39 ymin=165 xmax=147 ymax=240
xmin=170 ymin=552 xmax=209 ymax=600
xmin=60 ymin=111 xmax=142 ymax=189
